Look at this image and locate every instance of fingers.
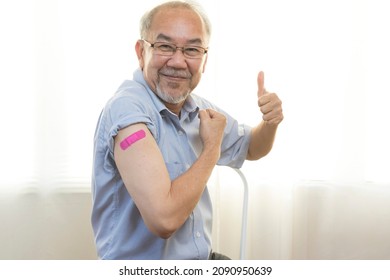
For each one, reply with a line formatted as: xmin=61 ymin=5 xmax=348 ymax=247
xmin=260 ymin=95 xmax=283 ymax=124
xmin=259 ymin=94 xmax=276 ymax=114
xmin=205 ymin=108 xmax=220 ymax=119
xmin=199 ymin=108 xmax=225 ymax=120
xmin=198 ymin=109 xmax=208 ymax=120
xmin=199 ymin=109 xmax=227 ymax=129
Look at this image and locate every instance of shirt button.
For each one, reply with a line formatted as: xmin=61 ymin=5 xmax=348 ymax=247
xmin=195 ymin=232 xmax=201 ymax=238
xmin=178 ymin=130 xmax=184 ymax=136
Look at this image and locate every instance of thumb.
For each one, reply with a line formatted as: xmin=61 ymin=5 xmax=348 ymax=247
xmin=257 ymin=71 xmax=265 ymax=98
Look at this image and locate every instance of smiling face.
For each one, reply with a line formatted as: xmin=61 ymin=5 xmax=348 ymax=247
xmin=136 ymin=6 xmax=209 ymax=113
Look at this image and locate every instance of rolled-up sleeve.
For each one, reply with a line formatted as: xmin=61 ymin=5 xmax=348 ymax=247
xmin=218 ymin=116 xmax=251 ymax=168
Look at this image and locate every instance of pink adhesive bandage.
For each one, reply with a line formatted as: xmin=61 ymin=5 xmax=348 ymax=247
xmin=120 ymin=129 xmax=146 ymax=150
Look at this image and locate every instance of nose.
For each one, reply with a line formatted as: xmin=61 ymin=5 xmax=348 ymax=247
xmin=166 ymin=48 xmax=188 ymax=69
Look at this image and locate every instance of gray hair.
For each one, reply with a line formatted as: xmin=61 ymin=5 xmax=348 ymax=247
xmin=139 ymin=0 xmax=212 ymax=44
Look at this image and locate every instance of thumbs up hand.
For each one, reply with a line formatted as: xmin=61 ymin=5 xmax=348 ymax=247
xmin=257 ymin=71 xmax=283 ymax=125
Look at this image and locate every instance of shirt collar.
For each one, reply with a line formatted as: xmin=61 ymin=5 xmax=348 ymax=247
xmin=133 ymin=68 xmax=199 ymax=121
xmin=182 ymin=95 xmax=200 ymax=121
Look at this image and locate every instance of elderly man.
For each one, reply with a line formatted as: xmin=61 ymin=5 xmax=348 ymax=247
xmin=92 ymin=0 xmax=283 ymax=260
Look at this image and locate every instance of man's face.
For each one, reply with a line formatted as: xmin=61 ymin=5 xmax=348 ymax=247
xmin=136 ymin=7 xmax=208 ymax=106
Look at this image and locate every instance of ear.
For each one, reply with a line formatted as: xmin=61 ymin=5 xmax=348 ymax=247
xmin=135 ymin=40 xmax=145 ymax=70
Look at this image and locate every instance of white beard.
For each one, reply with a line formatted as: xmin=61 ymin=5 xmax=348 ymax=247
xmin=156 ymin=84 xmax=191 ymax=105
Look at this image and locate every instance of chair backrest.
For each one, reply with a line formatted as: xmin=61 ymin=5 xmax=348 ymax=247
xmin=230 ymin=168 xmax=249 ymax=260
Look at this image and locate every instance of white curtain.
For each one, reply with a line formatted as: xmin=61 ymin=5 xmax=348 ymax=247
xmin=1 ymin=0 xmax=389 ymax=259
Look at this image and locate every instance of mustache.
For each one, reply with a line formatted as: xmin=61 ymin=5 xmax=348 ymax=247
xmin=159 ymin=68 xmax=192 ymax=79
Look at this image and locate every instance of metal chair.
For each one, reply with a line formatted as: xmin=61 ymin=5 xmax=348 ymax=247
xmin=231 ymin=168 xmax=249 ymax=260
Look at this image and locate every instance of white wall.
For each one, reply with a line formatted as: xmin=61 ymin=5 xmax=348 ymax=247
xmin=0 ymin=190 xmax=97 ymax=260
xmin=290 ymin=182 xmax=390 ymax=259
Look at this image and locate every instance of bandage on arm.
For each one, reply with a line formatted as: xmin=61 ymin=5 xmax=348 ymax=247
xmin=120 ymin=129 xmax=146 ymax=150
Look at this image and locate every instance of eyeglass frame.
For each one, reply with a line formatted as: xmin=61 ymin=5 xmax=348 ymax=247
xmin=141 ymin=39 xmax=208 ymax=59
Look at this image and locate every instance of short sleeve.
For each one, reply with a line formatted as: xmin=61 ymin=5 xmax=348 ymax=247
xmin=105 ymin=95 xmax=158 ymax=157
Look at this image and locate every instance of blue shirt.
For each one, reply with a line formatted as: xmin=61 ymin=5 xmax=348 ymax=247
xmin=91 ymin=69 xmax=251 ymax=259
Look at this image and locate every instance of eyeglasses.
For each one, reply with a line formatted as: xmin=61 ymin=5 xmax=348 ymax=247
xmin=142 ymin=39 xmax=208 ymax=59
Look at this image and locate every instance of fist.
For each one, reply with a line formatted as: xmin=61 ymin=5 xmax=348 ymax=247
xmin=199 ymin=108 xmax=227 ymax=149
xmin=257 ymin=71 xmax=283 ymax=125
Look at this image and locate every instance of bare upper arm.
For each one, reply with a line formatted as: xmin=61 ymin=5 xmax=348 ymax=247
xmin=114 ymin=123 xmax=171 ymax=234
